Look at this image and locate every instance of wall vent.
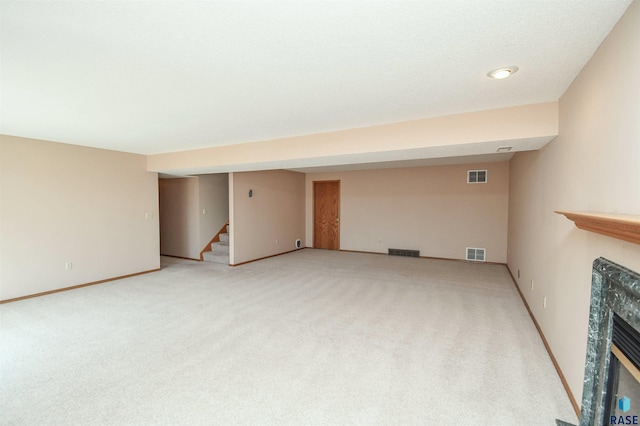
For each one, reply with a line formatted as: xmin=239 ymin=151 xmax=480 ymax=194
xmin=466 ymin=247 xmax=486 ymax=262
xmin=467 ymin=169 xmax=487 ymax=183
xmin=388 ymin=248 xmax=420 ymax=257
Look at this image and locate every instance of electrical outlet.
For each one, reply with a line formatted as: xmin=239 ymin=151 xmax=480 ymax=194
xmin=65 ymin=262 xmax=72 ymax=271
xmin=530 ymin=280 xmax=534 ymax=291
xmin=202 ymin=209 xmax=206 ymax=215
xmin=543 ymin=296 xmax=547 ymax=309
xmin=275 ymin=239 xmax=278 ymax=245
xmin=145 ymin=212 xmax=153 ymax=219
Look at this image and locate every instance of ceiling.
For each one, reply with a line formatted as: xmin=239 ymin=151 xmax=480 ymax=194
xmin=0 ymin=1 xmax=632 ymax=159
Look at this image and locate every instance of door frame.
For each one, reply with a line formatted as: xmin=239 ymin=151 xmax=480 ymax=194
xmin=313 ymin=180 xmax=341 ymax=250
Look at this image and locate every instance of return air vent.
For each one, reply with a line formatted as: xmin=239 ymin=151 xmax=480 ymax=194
xmin=388 ymin=248 xmax=420 ymax=257
xmin=466 ymin=247 xmax=486 ymax=262
xmin=467 ymin=170 xmax=487 ymax=183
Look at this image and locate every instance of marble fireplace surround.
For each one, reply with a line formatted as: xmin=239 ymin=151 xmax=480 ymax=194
xmin=561 ymin=258 xmax=640 ymax=426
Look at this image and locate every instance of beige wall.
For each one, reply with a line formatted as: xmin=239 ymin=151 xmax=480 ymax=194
xmin=159 ymin=174 xmax=229 ymax=259
xmin=507 ymin=0 xmax=640 ymax=407
xmin=159 ymin=177 xmax=200 ymax=259
xmin=305 ymin=162 xmax=509 ymax=263
xmin=230 ymin=170 xmax=305 ymax=265
xmin=0 ymin=135 xmax=160 ymax=301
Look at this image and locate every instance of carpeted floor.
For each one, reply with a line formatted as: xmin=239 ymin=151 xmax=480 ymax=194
xmin=0 ymin=249 xmax=578 ymax=425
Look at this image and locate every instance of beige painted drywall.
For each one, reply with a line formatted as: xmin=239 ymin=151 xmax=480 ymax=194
xmin=230 ymin=170 xmax=305 ymax=265
xmin=147 ymin=102 xmax=558 ymax=174
xmin=159 ymin=177 xmax=200 ymax=259
xmin=305 ymin=162 xmax=509 ymax=263
xmin=158 ymin=174 xmax=229 ymax=259
xmin=0 ymin=135 xmax=160 ymax=301
xmin=507 ymin=0 xmax=640 ymax=408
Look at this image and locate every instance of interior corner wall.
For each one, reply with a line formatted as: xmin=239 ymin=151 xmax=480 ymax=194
xmin=158 ymin=177 xmax=200 ymax=259
xmin=507 ymin=0 xmax=640 ymax=407
xmin=305 ymin=162 xmax=509 ymax=263
xmin=230 ymin=170 xmax=305 ymax=265
xmin=0 ymin=135 xmax=160 ymax=301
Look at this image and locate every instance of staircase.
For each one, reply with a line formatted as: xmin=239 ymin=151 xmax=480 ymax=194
xmin=202 ymin=223 xmax=229 ymax=265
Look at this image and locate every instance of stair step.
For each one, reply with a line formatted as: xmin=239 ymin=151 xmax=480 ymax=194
xmin=211 ymin=241 xmax=229 ymax=253
xmin=219 ymin=232 xmax=229 ymax=243
xmin=203 ymin=251 xmax=229 ymax=265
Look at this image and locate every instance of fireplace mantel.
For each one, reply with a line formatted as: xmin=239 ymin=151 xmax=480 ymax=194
xmin=555 ymin=211 xmax=640 ymax=245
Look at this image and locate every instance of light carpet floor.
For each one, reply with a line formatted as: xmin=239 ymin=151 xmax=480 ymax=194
xmin=0 ymin=249 xmax=578 ymax=425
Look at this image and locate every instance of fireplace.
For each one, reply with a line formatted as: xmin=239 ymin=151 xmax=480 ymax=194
xmin=572 ymin=258 xmax=640 ymax=426
xmin=604 ymin=314 xmax=640 ymax=423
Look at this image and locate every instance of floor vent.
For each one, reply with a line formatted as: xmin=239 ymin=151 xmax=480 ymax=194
xmin=466 ymin=247 xmax=486 ymax=262
xmin=388 ymin=248 xmax=420 ymax=257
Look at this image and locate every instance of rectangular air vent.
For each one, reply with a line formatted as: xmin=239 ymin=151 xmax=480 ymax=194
xmin=388 ymin=248 xmax=420 ymax=257
xmin=466 ymin=247 xmax=486 ymax=262
xmin=467 ymin=169 xmax=487 ymax=183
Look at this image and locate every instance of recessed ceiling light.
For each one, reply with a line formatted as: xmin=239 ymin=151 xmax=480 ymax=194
xmin=487 ymin=66 xmax=519 ymax=79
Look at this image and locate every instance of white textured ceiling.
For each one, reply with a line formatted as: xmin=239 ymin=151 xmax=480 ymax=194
xmin=0 ymin=1 xmax=632 ymax=156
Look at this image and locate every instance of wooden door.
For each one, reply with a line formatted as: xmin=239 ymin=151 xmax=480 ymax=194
xmin=313 ymin=181 xmax=340 ymax=250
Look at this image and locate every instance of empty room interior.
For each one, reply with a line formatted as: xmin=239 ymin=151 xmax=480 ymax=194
xmin=1 ymin=1 xmax=640 ymax=425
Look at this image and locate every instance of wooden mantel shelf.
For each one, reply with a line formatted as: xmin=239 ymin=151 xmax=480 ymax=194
xmin=555 ymin=211 xmax=640 ymax=245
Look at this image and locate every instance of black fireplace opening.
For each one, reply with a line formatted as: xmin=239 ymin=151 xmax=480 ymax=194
xmin=604 ymin=314 xmax=640 ymax=424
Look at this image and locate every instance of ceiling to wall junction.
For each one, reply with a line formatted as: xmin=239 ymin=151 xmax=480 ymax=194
xmin=0 ymin=1 xmax=632 ymax=171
